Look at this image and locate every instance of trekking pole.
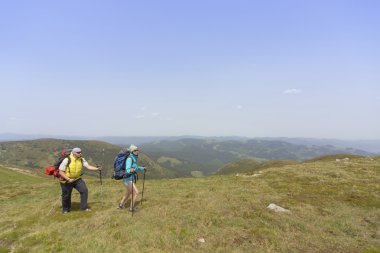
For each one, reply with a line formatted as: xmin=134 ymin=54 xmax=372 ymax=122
xmin=131 ymin=178 xmax=134 ymax=217
xmin=99 ymin=168 xmax=103 ymax=185
xmin=141 ymin=169 xmax=146 ymax=206
xmin=47 ymin=197 xmax=60 ymax=216
xmin=95 ymin=164 xmax=103 ymax=184
xmin=96 ymin=164 xmax=103 ymax=206
xmin=100 ymin=169 xmax=103 ymax=206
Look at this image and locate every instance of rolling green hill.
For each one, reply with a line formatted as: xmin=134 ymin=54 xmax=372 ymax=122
xmin=0 ymin=156 xmax=379 ymax=252
xmin=0 ymin=139 xmax=177 ymax=179
xmin=216 ymin=154 xmax=378 ymax=176
xmin=217 ymin=159 xmax=298 ymax=175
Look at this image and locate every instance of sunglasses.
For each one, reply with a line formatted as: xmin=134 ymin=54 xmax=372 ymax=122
xmin=76 ymin=152 xmax=82 ymax=154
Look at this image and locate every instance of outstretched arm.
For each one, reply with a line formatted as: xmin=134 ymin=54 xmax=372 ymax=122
xmin=83 ymin=159 xmax=101 ymax=171
xmin=125 ymin=158 xmax=145 ymax=173
xmin=86 ymin=164 xmax=101 ymax=171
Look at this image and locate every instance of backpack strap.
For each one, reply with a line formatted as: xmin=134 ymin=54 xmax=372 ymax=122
xmin=66 ymin=156 xmax=71 ymax=174
xmin=129 ymin=155 xmax=136 ymax=165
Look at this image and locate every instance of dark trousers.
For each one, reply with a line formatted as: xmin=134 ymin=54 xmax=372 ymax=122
xmin=60 ymin=178 xmax=88 ymax=211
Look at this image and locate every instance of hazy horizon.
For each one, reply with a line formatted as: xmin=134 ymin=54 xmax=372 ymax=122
xmin=1 ymin=132 xmax=380 ymax=142
xmin=1 ymin=1 xmax=379 ymax=139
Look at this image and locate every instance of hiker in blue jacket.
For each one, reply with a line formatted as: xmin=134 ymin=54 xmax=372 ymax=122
xmin=117 ymin=144 xmax=146 ymax=212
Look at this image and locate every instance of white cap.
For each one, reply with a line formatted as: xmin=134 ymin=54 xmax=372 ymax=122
xmin=129 ymin=144 xmax=138 ymax=152
xmin=72 ymin=147 xmax=81 ymax=153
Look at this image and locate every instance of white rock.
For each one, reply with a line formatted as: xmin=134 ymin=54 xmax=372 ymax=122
xmin=267 ymin=203 xmax=290 ymax=213
xmin=198 ymin=237 xmax=206 ymax=243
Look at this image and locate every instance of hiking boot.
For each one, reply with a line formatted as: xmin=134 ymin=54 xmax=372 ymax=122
xmin=129 ymin=207 xmax=139 ymax=212
xmin=117 ymin=204 xmax=125 ymax=209
xmin=62 ymin=210 xmax=69 ymax=214
xmin=82 ymin=208 xmax=91 ymax=212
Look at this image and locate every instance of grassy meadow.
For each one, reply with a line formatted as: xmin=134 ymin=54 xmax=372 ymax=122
xmin=0 ymin=156 xmax=379 ymax=253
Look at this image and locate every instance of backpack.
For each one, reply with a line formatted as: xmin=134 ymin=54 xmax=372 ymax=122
xmin=112 ymin=149 xmax=136 ymax=180
xmin=44 ymin=148 xmax=73 ymax=180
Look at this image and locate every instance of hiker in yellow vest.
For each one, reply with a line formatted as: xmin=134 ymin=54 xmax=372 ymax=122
xmin=58 ymin=147 xmax=101 ymax=214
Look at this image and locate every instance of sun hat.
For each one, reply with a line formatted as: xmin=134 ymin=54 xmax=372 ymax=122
xmin=129 ymin=144 xmax=139 ymax=152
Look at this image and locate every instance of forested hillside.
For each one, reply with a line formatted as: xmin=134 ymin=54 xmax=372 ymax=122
xmin=142 ymin=138 xmax=373 ymax=176
xmin=0 ymin=139 xmax=177 ymax=179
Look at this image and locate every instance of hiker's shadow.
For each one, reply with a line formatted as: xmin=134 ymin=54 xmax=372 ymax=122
xmin=135 ymin=199 xmax=148 ymax=207
xmin=72 ymin=201 xmax=103 ymax=209
xmin=70 ymin=202 xmax=82 ymax=210
xmin=70 ymin=198 xmax=149 ymax=210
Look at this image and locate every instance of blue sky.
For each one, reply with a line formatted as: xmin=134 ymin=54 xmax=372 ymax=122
xmin=0 ymin=0 xmax=379 ymax=139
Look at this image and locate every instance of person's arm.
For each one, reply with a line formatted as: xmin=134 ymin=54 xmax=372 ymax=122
xmin=58 ymin=170 xmax=75 ymax=183
xmin=58 ymin=158 xmax=75 ymax=182
xmin=126 ymin=158 xmax=145 ymax=173
xmin=136 ymin=165 xmax=145 ymax=171
xmin=82 ymin=158 xmax=101 ymax=171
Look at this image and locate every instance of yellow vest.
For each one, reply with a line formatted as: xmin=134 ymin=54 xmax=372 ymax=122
xmin=65 ymin=152 xmax=83 ymax=179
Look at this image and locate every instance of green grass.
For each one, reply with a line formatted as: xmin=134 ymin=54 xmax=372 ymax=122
xmin=0 ymin=157 xmax=379 ymax=253
xmin=217 ymin=158 xmax=298 ymax=175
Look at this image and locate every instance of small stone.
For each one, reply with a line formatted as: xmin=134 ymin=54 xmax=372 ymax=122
xmin=267 ymin=203 xmax=290 ymax=213
xmin=198 ymin=237 xmax=206 ymax=243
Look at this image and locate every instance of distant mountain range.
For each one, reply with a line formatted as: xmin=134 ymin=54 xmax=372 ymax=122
xmin=0 ymin=135 xmax=378 ymax=178
xmin=1 ymin=133 xmax=380 ymax=153
xmin=140 ymin=138 xmax=375 ymax=176
xmin=258 ymin=137 xmax=380 ymax=154
xmin=0 ymin=133 xmax=248 ymax=146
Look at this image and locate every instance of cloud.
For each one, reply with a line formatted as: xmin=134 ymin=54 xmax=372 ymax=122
xmin=135 ymin=115 xmax=145 ymax=119
xmin=283 ymin=89 xmax=301 ymax=94
xmin=236 ymin=105 xmax=243 ymax=110
xmin=152 ymin=112 xmax=160 ymax=117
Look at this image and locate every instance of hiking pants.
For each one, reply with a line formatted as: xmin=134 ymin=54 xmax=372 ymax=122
xmin=60 ymin=178 xmax=88 ymax=211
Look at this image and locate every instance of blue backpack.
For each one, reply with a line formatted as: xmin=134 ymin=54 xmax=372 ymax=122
xmin=112 ymin=149 xmax=134 ymax=180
